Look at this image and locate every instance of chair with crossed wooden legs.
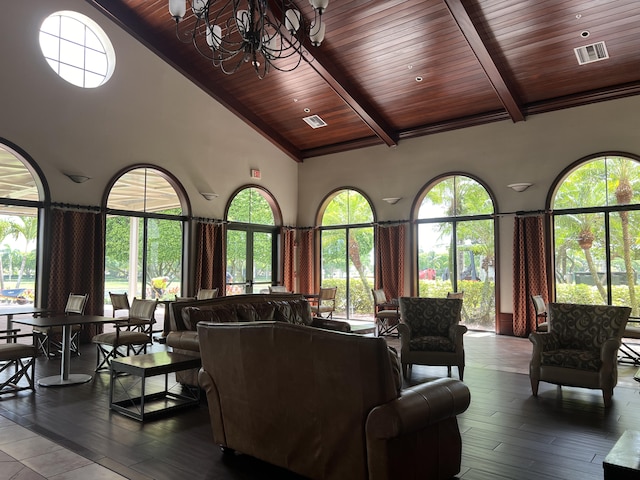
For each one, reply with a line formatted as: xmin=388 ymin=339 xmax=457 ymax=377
xmin=0 ymin=329 xmax=36 ymax=394
xmin=530 ymin=294 xmax=549 ymax=332
xmin=371 ymin=289 xmax=400 ymax=337
xmin=110 ymin=292 xmax=130 ymax=319
xmin=311 ymin=287 xmax=337 ymax=319
xmin=33 ymin=293 xmax=88 ymax=358
xmin=92 ymin=298 xmax=157 ymax=372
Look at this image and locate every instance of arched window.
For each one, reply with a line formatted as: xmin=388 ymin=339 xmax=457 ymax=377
xmin=104 ymin=167 xmax=188 ymax=307
xmin=0 ymin=140 xmax=47 ymax=310
xmin=226 ymin=186 xmax=281 ymax=295
xmin=414 ymin=174 xmax=496 ymax=331
xmin=318 ymin=189 xmax=374 ymax=319
xmin=552 ymin=154 xmax=640 ymax=315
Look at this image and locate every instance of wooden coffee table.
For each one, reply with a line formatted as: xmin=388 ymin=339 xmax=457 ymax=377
xmin=109 ymin=351 xmax=201 ymax=421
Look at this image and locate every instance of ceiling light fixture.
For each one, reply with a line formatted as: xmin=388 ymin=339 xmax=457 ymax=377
xmin=201 ymin=192 xmax=219 ymax=200
xmin=64 ymin=173 xmax=91 ymax=184
xmin=168 ymin=0 xmax=329 ymax=79
xmin=507 ymin=183 xmax=533 ymax=192
xmin=382 ymin=197 xmax=401 ymax=204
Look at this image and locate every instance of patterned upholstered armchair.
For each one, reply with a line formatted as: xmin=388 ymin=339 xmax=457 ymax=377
xmin=529 ymin=302 xmax=631 ymax=407
xmin=398 ymin=297 xmax=467 ymax=380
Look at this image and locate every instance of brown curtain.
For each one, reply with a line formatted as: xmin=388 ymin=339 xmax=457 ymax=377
xmin=513 ymin=215 xmax=549 ymax=336
xmin=297 ymin=229 xmax=314 ymax=294
xmin=47 ymin=209 xmax=105 ymax=342
xmin=374 ymin=224 xmax=406 ymax=300
xmin=194 ymin=222 xmax=226 ymax=295
xmin=282 ymin=228 xmax=296 ymax=292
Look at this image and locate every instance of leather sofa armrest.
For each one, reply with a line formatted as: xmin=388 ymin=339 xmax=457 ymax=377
xmin=365 ymin=377 xmax=470 ymax=439
xmin=311 ymin=318 xmax=351 ymax=332
xmin=166 ymin=330 xmax=200 ymax=352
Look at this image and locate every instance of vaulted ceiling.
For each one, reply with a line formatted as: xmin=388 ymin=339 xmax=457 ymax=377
xmin=86 ymin=0 xmax=640 ymax=162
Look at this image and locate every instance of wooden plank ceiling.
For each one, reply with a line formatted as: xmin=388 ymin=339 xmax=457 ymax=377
xmin=86 ymin=0 xmax=640 ymax=162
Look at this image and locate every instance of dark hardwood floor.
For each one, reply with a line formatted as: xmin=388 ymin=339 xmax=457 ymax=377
xmin=1 ymin=332 xmax=639 ymax=479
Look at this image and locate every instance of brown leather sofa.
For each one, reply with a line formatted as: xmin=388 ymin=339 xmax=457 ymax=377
xmin=198 ymin=321 xmax=471 ymax=480
xmin=166 ymin=293 xmax=350 ymax=385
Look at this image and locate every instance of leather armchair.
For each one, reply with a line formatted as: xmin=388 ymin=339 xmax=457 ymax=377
xmin=529 ymin=302 xmax=631 ymax=407
xmin=398 ymin=297 xmax=467 ymax=380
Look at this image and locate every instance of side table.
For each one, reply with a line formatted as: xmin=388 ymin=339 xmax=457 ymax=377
xmin=109 ymin=351 xmax=201 ymax=421
xmin=603 ymin=430 xmax=640 ymax=479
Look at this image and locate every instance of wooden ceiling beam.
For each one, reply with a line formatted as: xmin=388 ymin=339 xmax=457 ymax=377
xmin=266 ymin=0 xmax=398 ymax=147
xmin=442 ymin=0 xmax=525 ymax=123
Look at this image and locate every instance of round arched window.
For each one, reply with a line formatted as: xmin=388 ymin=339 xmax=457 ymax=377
xmin=39 ymin=11 xmax=116 ymax=88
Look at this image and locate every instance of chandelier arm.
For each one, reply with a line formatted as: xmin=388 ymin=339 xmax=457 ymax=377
xmin=170 ymin=0 xmax=327 ymax=77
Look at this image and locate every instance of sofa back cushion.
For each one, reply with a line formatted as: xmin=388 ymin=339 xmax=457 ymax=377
xmin=171 ymin=294 xmax=313 ymax=331
xmin=197 ymin=321 xmax=399 ymax=480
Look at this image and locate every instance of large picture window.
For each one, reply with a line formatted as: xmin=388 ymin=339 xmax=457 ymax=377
xmin=104 ymin=167 xmax=187 ymax=313
xmin=552 ymin=154 xmax=640 ymax=315
xmin=414 ymin=175 xmax=496 ymax=330
xmin=226 ymin=187 xmax=280 ymax=295
xmin=318 ymin=189 xmax=374 ymax=320
xmin=0 ymin=142 xmax=45 ymax=312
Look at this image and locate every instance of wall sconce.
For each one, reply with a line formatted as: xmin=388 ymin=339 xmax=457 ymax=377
xmin=64 ymin=173 xmax=91 ymax=184
xmin=201 ymin=192 xmax=219 ymax=201
xmin=382 ymin=197 xmax=401 ymax=204
xmin=507 ymin=183 xmax=533 ymax=192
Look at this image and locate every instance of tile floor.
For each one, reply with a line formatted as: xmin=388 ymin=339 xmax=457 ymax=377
xmin=0 ymin=414 xmax=127 ymax=480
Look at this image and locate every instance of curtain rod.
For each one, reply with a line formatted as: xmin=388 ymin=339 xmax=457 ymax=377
xmin=494 ymin=209 xmax=551 ymax=218
xmin=192 ymin=216 xmax=226 ymax=224
xmin=50 ymin=202 xmax=102 ymax=212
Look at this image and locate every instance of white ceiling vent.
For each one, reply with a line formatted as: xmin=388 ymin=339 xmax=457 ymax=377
xmin=303 ymin=114 xmax=327 ymax=129
xmin=574 ymin=41 xmax=609 ymax=65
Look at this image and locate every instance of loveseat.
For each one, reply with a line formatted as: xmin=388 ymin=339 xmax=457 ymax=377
xmin=166 ymin=293 xmax=350 ymax=385
xmin=198 ymin=321 xmax=471 ymax=480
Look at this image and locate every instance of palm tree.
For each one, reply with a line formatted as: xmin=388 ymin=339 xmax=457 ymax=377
xmin=0 ymin=221 xmax=11 ymax=290
xmin=553 ymin=161 xmax=608 ymax=303
xmin=8 ymin=216 xmax=38 ymax=288
xmin=611 ymin=158 xmax=637 ymax=314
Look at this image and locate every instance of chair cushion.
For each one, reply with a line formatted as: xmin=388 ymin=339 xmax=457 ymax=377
xmin=92 ymin=331 xmax=149 ymax=346
xmin=541 ymin=349 xmax=601 ymax=371
xmin=409 ymin=336 xmax=456 ymax=352
xmin=0 ymin=343 xmax=35 ymax=361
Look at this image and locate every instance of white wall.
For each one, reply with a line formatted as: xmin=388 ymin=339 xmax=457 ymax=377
xmin=298 ymin=95 xmax=640 ymax=312
xmin=0 ymin=0 xmax=298 ymax=224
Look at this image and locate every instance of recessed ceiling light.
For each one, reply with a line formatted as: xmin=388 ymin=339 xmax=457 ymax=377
xmin=304 ymin=107 xmax=311 ymax=113
xmin=580 ymin=30 xmax=590 ymax=38
xmin=415 ymin=76 xmax=423 ymax=82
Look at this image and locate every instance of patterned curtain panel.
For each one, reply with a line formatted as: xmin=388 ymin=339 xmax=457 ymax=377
xmin=374 ymin=224 xmax=406 ymax=299
xmin=513 ymin=215 xmax=549 ymax=336
xmin=282 ymin=228 xmax=295 ymax=292
xmin=47 ymin=208 xmax=105 ymax=342
xmin=195 ymin=222 xmax=226 ymax=295
xmin=297 ymin=229 xmax=314 ymax=295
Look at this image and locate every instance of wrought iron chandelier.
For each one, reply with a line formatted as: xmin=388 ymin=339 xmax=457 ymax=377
xmin=168 ymin=0 xmax=329 ymax=79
